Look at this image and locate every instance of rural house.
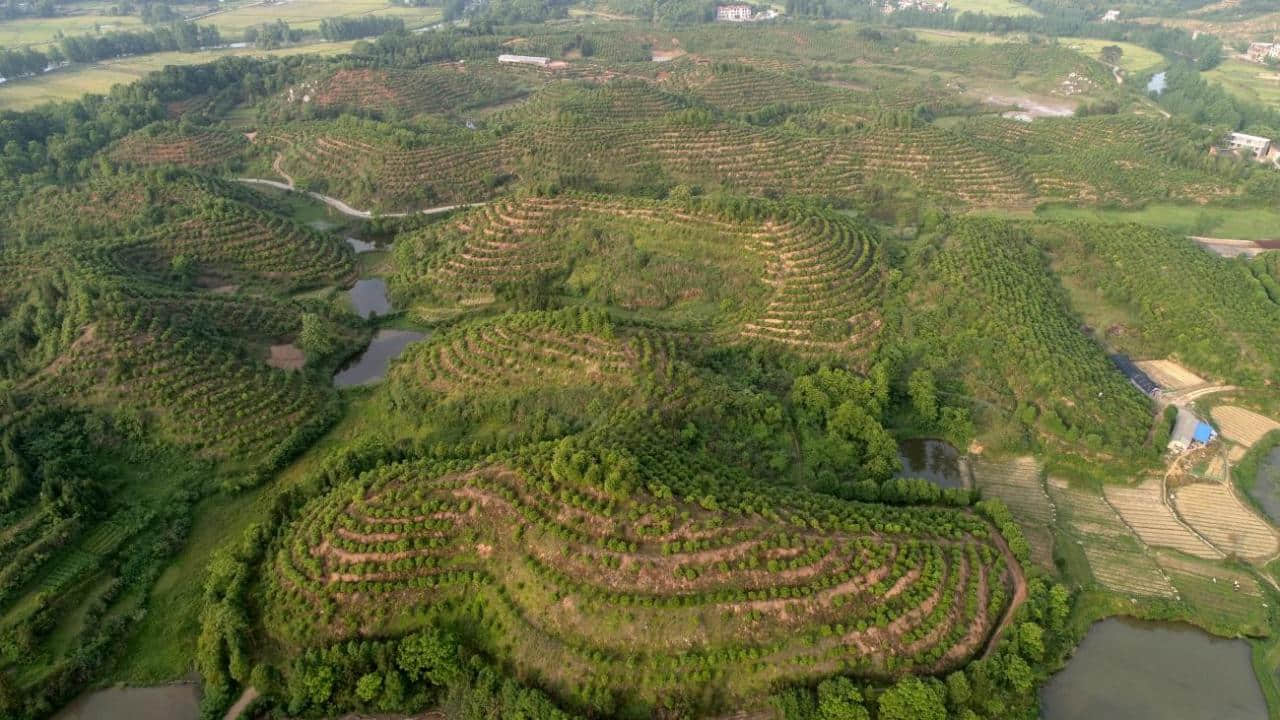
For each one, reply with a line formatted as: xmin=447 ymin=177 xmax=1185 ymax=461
xmin=1247 ymin=42 xmax=1280 ymax=64
xmin=716 ymin=4 xmax=754 ymax=21
xmin=1101 ymin=9 xmax=1120 ymax=22
xmin=1227 ymin=132 xmax=1273 ymax=160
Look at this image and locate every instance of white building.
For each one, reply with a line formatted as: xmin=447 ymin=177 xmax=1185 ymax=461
xmin=1228 ymin=132 xmax=1273 ymax=160
xmin=1101 ymin=9 xmax=1120 ymax=22
xmin=716 ymin=4 xmax=753 ymax=21
xmin=498 ymin=54 xmax=550 ymax=67
xmin=1247 ymin=42 xmax=1280 ymax=64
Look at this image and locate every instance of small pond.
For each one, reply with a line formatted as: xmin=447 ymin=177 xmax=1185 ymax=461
xmin=1246 ymin=445 xmax=1280 ymax=525
xmin=334 ymin=329 xmax=426 ymax=388
xmin=345 ymin=237 xmax=379 ymax=253
xmin=1040 ymin=617 xmax=1266 ymax=720
xmin=896 ymin=438 xmax=968 ymax=489
xmin=1147 ymin=70 xmax=1167 ymax=95
xmin=349 ymin=278 xmax=392 ymax=317
xmin=53 ymin=684 xmax=199 ymax=720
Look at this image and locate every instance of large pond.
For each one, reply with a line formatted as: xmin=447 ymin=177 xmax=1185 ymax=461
xmin=896 ymin=438 xmax=968 ymax=489
xmin=1246 ymin=445 xmax=1280 ymax=525
xmin=53 ymin=684 xmax=199 ymax=720
xmin=334 ymin=329 xmax=426 ymax=388
xmin=1040 ymin=617 xmax=1266 ymax=720
xmin=349 ymin=278 xmax=392 ymax=317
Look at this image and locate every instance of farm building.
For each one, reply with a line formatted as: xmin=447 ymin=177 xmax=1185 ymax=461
xmin=1193 ymin=422 xmax=1216 ymax=445
xmin=498 ymin=54 xmax=550 ymax=67
xmin=1168 ymin=407 xmax=1199 ymax=453
xmin=1227 ymin=132 xmax=1272 ymax=160
xmin=1247 ymin=42 xmax=1280 ymax=64
xmin=716 ymin=4 xmax=754 ymax=21
xmin=1101 ymin=9 xmax=1120 ymax=22
xmin=1111 ymin=354 xmax=1161 ymax=397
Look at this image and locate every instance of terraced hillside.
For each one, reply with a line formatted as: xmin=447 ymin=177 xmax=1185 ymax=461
xmin=279 ymin=64 xmax=531 ymax=117
xmin=392 ymin=193 xmax=884 ymax=355
xmin=108 ymin=125 xmax=251 ymax=169
xmin=262 ymin=445 xmax=1021 ymax=714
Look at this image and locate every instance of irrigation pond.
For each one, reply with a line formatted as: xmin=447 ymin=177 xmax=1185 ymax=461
xmin=334 ymin=329 xmax=426 ymax=388
xmin=52 ymin=684 xmax=199 ymax=720
xmin=896 ymin=438 xmax=970 ymax=489
xmin=1040 ymin=617 xmax=1265 ymax=720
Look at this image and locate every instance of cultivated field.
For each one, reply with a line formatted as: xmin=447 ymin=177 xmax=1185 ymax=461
xmin=1211 ymin=406 xmax=1280 ymax=448
xmin=1104 ymin=478 xmax=1222 ymax=559
xmin=971 ymin=456 xmax=1055 ymax=569
xmin=1135 ymin=359 xmax=1206 ymax=392
xmin=1048 ymin=478 xmax=1176 ymax=597
xmin=1172 ymin=482 xmax=1279 ymax=561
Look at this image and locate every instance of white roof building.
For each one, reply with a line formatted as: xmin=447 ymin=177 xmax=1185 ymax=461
xmin=716 ymin=4 xmax=753 ymax=21
xmin=1168 ymin=407 xmax=1198 ymax=453
xmin=498 ymin=54 xmax=550 ymax=67
xmin=1102 ymin=9 xmax=1120 ymax=21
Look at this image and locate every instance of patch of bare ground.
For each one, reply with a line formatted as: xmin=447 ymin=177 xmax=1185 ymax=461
xmin=267 ymin=343 xmax=305 ymax=370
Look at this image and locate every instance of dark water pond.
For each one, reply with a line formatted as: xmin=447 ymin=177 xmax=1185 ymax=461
xmin=52 ymin=684 xmax=199 ymax=720
xmin=1040 ymin=617 xmax=1266 ymax=720
xmin=896 ymin=438 xmax=968 ymax=489
xmin=334 ymin=329 xmax=426 ymax=388
xmin=1247 ymin=446 xmax=1280 ymax=525
xmin=349 ymin=278 xmax=391 ymax=317
xmin=1147 ymin=71 xmax=1167 ymax=95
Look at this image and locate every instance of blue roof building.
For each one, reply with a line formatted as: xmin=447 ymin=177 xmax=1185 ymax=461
xmin=1193 ymin=422 xmax=1215 ymax=445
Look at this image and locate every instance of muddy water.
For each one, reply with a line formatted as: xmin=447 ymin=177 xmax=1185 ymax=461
xmin=52 ymin=684 xmax=199 ymax=720
xmin=334 ymin=329 xmax=426 ymax=388
xmin=1247 ymin=446 xmax=1280 ymax=524
xmin=1040 ymin=617 xmax=1265 ymax=720
xmin=896 ymin=438 xmax=968 ymax=489
xmin=345 ymin=237 xmax=378 ymax=253
xmin=349 ymin=278 xmax=392 ymax=317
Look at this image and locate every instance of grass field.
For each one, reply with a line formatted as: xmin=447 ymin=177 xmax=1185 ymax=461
xmin=945 ymin=0 xmax=1039 ymax=16
xmin=0 ymin=13 xmax=144 ymax=48
xmin=1062 ymin=37 xmax=1164 ymax=74
xmin=1203 ymin=58 xmax=1280 ymax=110
xmin=188 ymin=0 xmax=440 ymax=36
xmin=1030 ymin=203 xmax=1280 ymax=241
xmin=0 ymin=40 xmax=358 ymax=110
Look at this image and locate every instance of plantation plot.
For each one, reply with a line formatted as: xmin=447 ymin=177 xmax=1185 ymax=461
xmin=1172 ymin=482 xmax=1279 ymax=561
xmin=971 ymin=457 xmax=1055 ymax=569
xmin=283 ymin=65 xmax=530 ymax=116
xmin=1048 ymin=478 xmax=1176 ymax=597
xmin=263 ymin=454 xmax=1020 ymax=710
xmin=109 ymin=127 xmax=250 ymax=169
xmin=1210 ymin=406 xmax=1280 ymax=448
xmin=1103 ymin=479 xmax=1221 ymax=559
xmin=393 ymin=194 xmax=885 ymax=355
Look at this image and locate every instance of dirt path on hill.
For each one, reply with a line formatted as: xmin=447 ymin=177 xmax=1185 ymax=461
xmin=980 ymin=526 xmax=1029 ymax=659
xmin=236 ymin=177 xmax=486 ymax=220
xmin=222 ymin=687 xmax=258 ymax=720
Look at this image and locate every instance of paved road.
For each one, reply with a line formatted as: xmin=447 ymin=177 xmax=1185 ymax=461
xmin=236 ymin=178 xmax=485 ymax=219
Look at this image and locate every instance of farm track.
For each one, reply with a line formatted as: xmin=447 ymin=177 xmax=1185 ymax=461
xmin=236 ymin=177 xmax=487 ymax=220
